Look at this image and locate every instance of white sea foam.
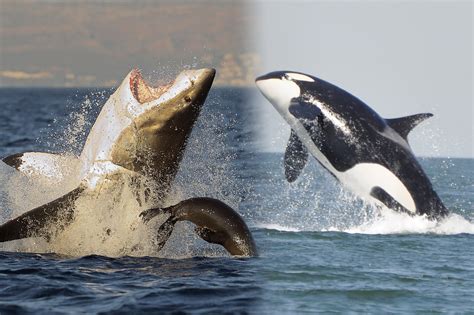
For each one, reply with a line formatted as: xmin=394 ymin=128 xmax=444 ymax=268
xmin=341 ymin=208 xmax=474 ymax=235
xmin=256 ymin=206 xmax=474 ymax=235
xmin=255 ymin=223 xmax=300 ymax=232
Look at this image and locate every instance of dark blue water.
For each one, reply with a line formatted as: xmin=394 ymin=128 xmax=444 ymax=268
xmin=0 ymin=88 xmax=473 ymax=313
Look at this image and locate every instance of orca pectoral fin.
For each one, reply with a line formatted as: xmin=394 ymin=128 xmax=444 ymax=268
xmin=2 ymin=151 xmax=79 ymax=179
xmin=385 ymin=113 xmax=433 ymax=140
xmin=194 ymin=227 xmax=226 ymax=246
xmin=0 ymin=185 xmax=86 ymax=242
xmin=284 ymin=130 xmax=309 ymax=182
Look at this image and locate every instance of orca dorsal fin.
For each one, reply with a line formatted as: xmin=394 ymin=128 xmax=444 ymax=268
xmin=284 ymin=130 xmax=308 ymax=182
xmin=385 ymin=113 xmax=433 ymax=140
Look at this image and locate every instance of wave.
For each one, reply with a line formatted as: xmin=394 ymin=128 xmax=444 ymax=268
xmin=340 ymin=209 xmax=474 ymax=235
xmin=255 ymin=208 xmax=474 ymax=235
xmin=254 ymin=223 xmax=300 ymax=232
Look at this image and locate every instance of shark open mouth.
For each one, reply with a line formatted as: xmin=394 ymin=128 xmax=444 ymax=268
xmin=129 ymin=69 xmax=173 ymax=104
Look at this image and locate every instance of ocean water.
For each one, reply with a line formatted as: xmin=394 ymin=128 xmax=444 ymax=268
xmin=0 ymin=87 xmax=473 ymax=313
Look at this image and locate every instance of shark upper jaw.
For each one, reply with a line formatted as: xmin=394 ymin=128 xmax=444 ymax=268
xmin=122 ymin=68 xmax=216 ymax=118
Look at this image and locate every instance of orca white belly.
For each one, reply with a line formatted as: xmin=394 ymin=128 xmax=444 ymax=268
xmin=292 ymin=119 xmax=417 ymax=214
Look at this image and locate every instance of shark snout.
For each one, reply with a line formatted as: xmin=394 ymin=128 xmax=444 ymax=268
xmin=179 ymin=68 xmax=215 ymax=108
xmin=177 ymin=68 xmax=216 ymax=92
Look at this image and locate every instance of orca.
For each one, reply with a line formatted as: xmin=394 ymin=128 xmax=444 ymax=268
xmin=0 ymin=68 xmax=217 ymax=242
xmin=256 ymin=71 xmax=448 ymax=219
xmin=140 ymin=197 xmax=257 ymax=257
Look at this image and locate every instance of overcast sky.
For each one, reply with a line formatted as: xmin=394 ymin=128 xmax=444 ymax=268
xmin=253 ymin=1 xmax=473 ymax=158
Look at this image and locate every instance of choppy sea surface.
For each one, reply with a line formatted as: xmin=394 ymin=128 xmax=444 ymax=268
xmin=0 ymin=87 xmax=473 ymax=314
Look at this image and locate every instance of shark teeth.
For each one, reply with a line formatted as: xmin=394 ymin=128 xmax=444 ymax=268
xmin=129 ymin=69 xmax=173 ymax=104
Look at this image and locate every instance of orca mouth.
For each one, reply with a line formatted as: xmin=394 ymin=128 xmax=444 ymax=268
xmin=129 ymin=69 xmax=173 ymax=104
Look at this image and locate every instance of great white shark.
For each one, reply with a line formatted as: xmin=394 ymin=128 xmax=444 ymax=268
xmin=0 ymin=68 xmax=229 ymax=243
xmin=256 ymin=71 xmax=449 ymax=220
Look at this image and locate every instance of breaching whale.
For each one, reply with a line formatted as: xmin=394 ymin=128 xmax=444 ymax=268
xmin=256 ymin=71 xmax=448 ymax=219
xmin=0 ymin=68 xmax=230 ymax=242
xmin=140 ymin=197 xmax=257 ymax=257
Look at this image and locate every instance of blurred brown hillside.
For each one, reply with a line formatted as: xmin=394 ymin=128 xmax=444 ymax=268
xmin=0 ymin=1 xmax=260 ymax=87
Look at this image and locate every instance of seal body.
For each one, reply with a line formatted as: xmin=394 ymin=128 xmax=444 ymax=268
xmin=141 ymin=198 xmax=257 ymax=257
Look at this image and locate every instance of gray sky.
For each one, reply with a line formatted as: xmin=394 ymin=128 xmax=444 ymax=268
xmin=253 ymin=1 xmax=473 ymax=158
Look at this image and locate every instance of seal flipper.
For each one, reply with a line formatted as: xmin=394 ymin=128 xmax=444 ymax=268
xmin=139 ymin=206 xmax=177 ymax=250
xmin=284 ymin=130 xmax=309 ymax=182
xmin=0 ymin=185 xmax=86 ymax=242
xmin=139 ymin=205 xmax=173 ymax=223
xmin=154 ymin=216 xmax=178 ymax=250
xmin=385 ymin=113 xmax=433 ymax=141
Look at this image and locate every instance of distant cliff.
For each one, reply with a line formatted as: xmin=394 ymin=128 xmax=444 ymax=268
xmin=0 ymin=1 xmax=258 ymax=87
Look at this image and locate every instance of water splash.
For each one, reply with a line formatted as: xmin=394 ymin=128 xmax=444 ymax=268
xmin=255 ymin=194 xmax=474 ymax=235
xmin=342 ymin=210 xmax=474 ymax=235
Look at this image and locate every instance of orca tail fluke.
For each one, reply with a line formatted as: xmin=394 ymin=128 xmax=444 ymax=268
xmin=0 ymin=186 xmax=85 ymax=243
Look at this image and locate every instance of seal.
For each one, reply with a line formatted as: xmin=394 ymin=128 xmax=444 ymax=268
xmin=256 ymin=71 xmax=448 ymax=219
xmin=140 ymin=197 xmax=257 ymax=257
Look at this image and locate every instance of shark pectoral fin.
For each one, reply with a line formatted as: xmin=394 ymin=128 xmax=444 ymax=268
xmin=370 ymin=186 xmax=414 ymax=216
xmin=2 ymin=151 xmax=79 ymax=179
xmin=284 ymin=130 xmax=309 ymax=183
xmin=2 ymin=152 xmax=24 ymax=170
xmin=0 ymin=185 xmax=86 ymax=243
xmin=194 ymin=227 xmax=226 ymax=246
xmin=385 ymin=113 xmax=433 ymax=140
